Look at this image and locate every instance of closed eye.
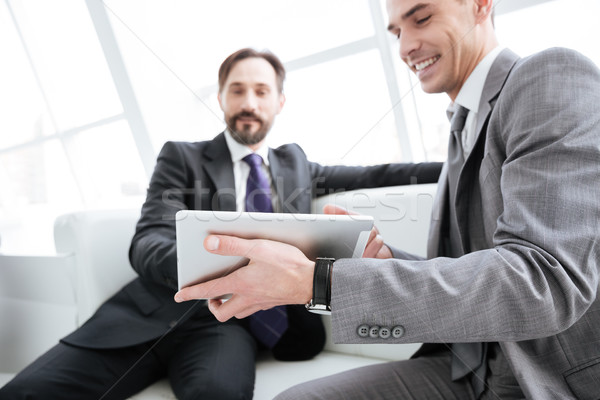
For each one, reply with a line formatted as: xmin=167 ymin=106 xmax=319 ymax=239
xmin=389 ymin=28 xmax=401 ymax=40
xmin=417 ymin=15 xmax=431 ymax=24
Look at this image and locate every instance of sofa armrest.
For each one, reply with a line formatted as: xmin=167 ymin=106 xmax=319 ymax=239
xmin=54 ymin=209 xmax=141 ymax=325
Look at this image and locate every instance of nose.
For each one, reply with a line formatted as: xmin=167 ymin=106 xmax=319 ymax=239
xmin=241 ymin=92 xmax=258 ymax=112
xmin=399 ymin=31 xmax=420 ymax=63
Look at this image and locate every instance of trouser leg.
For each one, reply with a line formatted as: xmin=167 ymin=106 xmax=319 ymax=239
xmin=275 ymin=343 xmax=526 ymax=400
xmin=163 ymin=314 xmax=258 ymax=400
xmin=0 ymin=341 xmax=163 ymax=400
xmin=275 ymin=350 xmax=475 ymax=400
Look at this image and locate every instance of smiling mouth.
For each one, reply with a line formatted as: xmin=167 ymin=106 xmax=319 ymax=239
xmin=413 ymin=55 xmax=440 ymax=72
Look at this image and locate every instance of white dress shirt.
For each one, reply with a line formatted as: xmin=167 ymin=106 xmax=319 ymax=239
xmin=223 ymin=130 xmax=277 ymax=212
xmin=451 ymin=46 xmax=504 ymax=158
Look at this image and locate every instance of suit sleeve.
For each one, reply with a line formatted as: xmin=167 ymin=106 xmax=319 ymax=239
xmin=309 ymin=160 xmax=443 ymax=195
xmin=329 ymin=48 xmax=600 ymax=344
xmin=129 ymin=141 xmax=189 ymax=291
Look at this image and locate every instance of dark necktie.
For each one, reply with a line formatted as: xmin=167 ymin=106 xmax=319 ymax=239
xmin=446 ymin=105 xmax=488 ymax=396
xmin=242 ymin=153 xmax=289 ymax=348
xmin=446 ymin=104 xmax=468 ymax=258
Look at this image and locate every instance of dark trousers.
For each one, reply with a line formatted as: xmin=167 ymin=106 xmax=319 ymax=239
xmin=0 ymin=313 xmax=257 ymax=400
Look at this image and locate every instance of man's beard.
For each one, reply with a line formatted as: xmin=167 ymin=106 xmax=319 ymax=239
xmin=227 ymin=111 xmax=272 ymax=146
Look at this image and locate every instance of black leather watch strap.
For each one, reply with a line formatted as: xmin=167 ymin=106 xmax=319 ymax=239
xmin=306 ymin=257 xmax=335 ymax=314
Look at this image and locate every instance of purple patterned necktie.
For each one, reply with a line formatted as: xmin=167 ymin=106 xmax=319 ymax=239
xmin=242 ymin=153 xmax=289 ymax=348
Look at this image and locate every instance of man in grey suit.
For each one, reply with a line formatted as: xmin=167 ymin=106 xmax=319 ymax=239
xmin=175 ymin=0 xmax=600 ymax=399
xmin=0 ymin=49 xmax=442 ymax=399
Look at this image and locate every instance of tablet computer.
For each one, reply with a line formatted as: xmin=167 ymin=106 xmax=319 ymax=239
xmin=175 ymin=210 xmax=374 ymax=291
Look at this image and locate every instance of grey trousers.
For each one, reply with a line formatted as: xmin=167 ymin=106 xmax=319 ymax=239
xmin=275 ymin=343 xmax=524 ymax=400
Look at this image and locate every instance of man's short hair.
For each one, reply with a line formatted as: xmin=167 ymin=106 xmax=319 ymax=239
xmin=218 ymin=48 xmax=286 ymax=94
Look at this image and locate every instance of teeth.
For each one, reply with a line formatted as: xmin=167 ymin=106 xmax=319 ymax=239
xmin=415 ymin=56 xmax=439 ymax=71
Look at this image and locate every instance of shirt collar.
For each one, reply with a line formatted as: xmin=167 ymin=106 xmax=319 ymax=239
xmin=454 ymin=46 xmax=504 ymax=114
xmin=224 ymin=129 xmax=270 ymax=165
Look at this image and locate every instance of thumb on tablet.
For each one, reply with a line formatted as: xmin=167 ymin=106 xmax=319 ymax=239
xmin=204 ymin=234 xmax=255 ymax=258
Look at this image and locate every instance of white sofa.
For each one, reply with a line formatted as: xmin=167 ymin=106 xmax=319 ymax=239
xmin=0 ymin=183 xmax=437 ymax=399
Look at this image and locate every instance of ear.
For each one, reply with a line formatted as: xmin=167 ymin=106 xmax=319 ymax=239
xmin=474 ymin=0 xmax=493 ymax=24
xmin=276 ymin=93 xmax=286 ymax=115
xmin=217 ymin=92 xmax=225 ymax=112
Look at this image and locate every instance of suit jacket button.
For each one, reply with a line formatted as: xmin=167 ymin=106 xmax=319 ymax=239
xmin=379 ymin=327 xmax=391 ymax=339
xmin=391 ymin=325 xmax=405 ymax=338
xmin=369 ymin=326 xmax=380 ymax=338
xmin=169 ymin=320 xmax=178 ymax=328
xmin=357 ymin=324 xmax=370 ymax=338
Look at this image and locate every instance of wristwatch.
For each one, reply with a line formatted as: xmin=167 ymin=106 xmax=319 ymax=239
xmin=305 ymin=257 xmax=335 ymax=315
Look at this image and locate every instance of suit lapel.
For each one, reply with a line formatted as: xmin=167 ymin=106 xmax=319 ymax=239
xmin=202 ymin=133 xmax=237 ymax=211
xmin=473 ymin=49 xmax=520 ymax=147
xmin=428 ymin=49 xmax=520 ymax=257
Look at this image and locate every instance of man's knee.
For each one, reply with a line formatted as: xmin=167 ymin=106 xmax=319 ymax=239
xmin=172 ymin=367 xmax=254 ymax=400
xmin=175 ymin=382 xmax=254 ymax=400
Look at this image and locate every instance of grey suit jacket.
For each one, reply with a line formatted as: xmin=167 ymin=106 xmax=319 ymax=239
xmin=331 ymin=48 xmax=600 ymax=399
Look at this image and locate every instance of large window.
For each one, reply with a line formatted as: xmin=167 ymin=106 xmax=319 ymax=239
xmin=0 ymin=0 xmax=146 ymax=254
xmin=1 ymin=0 xmax=598 ymax=254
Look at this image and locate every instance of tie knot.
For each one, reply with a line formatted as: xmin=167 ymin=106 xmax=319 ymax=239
xmin=243 ymin=153 xmax=263 ymax=169
xmin=450 ymin=105 xmax=469 ymax=133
